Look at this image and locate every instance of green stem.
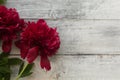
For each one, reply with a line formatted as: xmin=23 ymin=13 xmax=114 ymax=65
xmin=15 ymin=62 xmax=28 ymax=80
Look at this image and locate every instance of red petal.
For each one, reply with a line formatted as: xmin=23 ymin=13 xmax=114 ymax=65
xmin=37 ymin=19 xmax=45 ymax=23
xmin=15 ymin=40 xmax=24 ymax=48
xmin=15 ymin=40 xmax=29 ymax=59
xmin=2 ymin=39 xmax=12 ymax=53
xmin=40 ymin=54 xmax=51 ymax=71
xmin=20 ymin=48 xmax=28 ymax=59
xmin=27 ymin=47 xmax=39 ymax=63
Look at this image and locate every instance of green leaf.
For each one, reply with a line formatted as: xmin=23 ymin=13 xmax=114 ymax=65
xmin=19 ymin=63 xmax=34 ymax=75
xmin=4 ymin=65 xmax=10 ymax=80
xmin=18 ymin=62 xmax=24 ymax=74
xmin=0 ymin=57 xmax=8 ymax=66
xmin=0 ymin=53 xmax=9 ymax=58
xmin=20 ymin=72 xmax=33 ymax=78
xmin=4 ymin=73 xmax=10 ymax=80
xmin=0 ymin=78 xmax=4 ymax=80
xmin=0 ymin=66 xmax=11 ymax=74
xmin=19 ymin=63 xmax=34 ymax=78
xmin=0 ymin=74 xmax=3 ymax=80
xmin=8 ymin=58 xmax=23 ymax=65
xmin=22 ymin=63 xmax=34 ymax=73
xmin=0 ymin=0 xmax=6 ymax=4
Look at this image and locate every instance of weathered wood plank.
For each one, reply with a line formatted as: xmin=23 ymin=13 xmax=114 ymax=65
xmin=0 ymin=20 xmax=120 ymax=54
xmin=11 ymin=55 xmax=120 ymax=80
xmin=5 ymin=0 xmax=120 ymax=19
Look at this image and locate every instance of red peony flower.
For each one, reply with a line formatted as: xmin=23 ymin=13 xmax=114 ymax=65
xmin=16 ymin=19 xmax=60 ymax=71
xmin=0 ymin=6 xmax=25 ymax=53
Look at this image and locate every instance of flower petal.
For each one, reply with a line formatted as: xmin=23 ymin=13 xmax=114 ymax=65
xmin=15 ymin=40 xmax=29 ymax=59
xmin=27 ymin=47 xmax=39 ymax=63
xmin=2 ymin=39 xmax=12 ymax=53
xmin=20 ymin=48 xmax=28 ymax=59
xmin=37 ymin=19 xmax=45 ymax=23
xmin=40 ymin=54 xmax=51 ymax=71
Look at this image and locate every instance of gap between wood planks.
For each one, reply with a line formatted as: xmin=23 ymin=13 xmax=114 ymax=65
xmin=23 ymin=18 xmax=120 ymax=21
xmin=10 ymin=54 xmax=120 ymax=56
xmin=9 ymin=18 xmax=120 ymax=56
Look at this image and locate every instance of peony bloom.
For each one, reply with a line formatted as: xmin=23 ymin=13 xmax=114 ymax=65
xmin=16 ymin=19 xmax=60 ymax=71
xmin=0 ymin=6 xmax=25 ymax=53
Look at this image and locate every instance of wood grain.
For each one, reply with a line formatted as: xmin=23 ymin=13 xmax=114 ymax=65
xmin=3 ymin=0 xmax=120 ymax=80
xmin=1 ymin=20 xmax=120 ymax=55
xmin=5 ymin=0 xmax=120 ymax=19
xmin=10 ymin=55 xmax=120 ymax=80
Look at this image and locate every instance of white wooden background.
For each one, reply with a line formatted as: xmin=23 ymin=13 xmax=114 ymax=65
xmin=4 ymin=0 xmax=120 ymax=80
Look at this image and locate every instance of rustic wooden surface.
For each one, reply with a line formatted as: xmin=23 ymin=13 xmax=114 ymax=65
xmin=5 ymin=0 xmax=120 ymax=80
